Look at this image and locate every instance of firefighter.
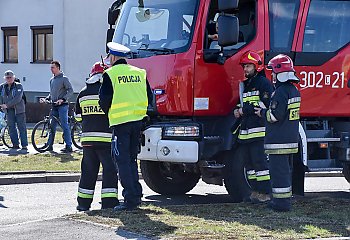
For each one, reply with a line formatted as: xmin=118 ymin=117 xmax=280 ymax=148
xmin=234 ymin=50 xmax=273 ymax=203
xmin=99 ymin=42 xmax=153 ymax=211
xmin=255 ymin=54 xmax=301 ymax=212
xmin=75 ymin=62 xmax=119 ymax=211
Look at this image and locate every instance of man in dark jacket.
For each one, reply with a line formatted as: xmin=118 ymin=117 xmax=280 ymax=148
xmin=75 ymin=62 xmax=119 ymax=211
xmin=234 ymin=51 xmax=273 ymax=203
xmin=255 ymin=54 xmax=301 ymax=212
xmin=0 ymin=70 xmax=28 ymax=150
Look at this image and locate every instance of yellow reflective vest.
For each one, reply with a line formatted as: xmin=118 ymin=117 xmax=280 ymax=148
xmin=105 ymin=64 xmax=148 ymax=126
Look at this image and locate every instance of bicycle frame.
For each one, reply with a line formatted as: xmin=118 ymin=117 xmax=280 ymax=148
xmin=0 ymin=112 xmax=8 ymax=138
xmin=0 ymin=126 xmax=6 ymax=138
xmin=45 ymin=107 xmax=80 ymax=144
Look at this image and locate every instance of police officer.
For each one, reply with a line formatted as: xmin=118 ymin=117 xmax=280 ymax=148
xmin=234 ymin=51 xmax=273 ymax=203
xmin=75 ymin=62 xmax=119 ymax=211
xmin=255 ymin=54 xmax=301 ymax=212
xmin=99 ymin=42 xmax=153 ymax=211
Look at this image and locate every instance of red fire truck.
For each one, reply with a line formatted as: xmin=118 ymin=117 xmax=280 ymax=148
xmin=107 ymin=0 xmax=350 ymax=201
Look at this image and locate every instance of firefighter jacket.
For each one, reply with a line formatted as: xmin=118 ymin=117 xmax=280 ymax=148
xmin=75 ymin=82 xmax=112 ymax=147
xmin=261 ymin=81 xmax=301 ymax=154
xmin=237 ymin=73 xmax=273 ymax=143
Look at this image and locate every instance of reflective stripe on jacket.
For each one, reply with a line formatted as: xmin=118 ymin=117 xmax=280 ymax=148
xmin=75 ymin=82 xmax=112 ymax=147
xmin=238 ymin=74 xmax=273 ymax=143
xmin=262 ymin=82 xmax=300 ymax=154
xmin=106 ymin=64 xmax=148 ymax=126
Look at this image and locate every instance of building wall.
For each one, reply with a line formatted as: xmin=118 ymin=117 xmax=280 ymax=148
xmin=0 ymin=0 xmax=114 ymax=102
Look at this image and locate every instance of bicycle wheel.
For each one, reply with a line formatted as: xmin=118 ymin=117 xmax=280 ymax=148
xmin=2 ymin=126 xmax=13 ymax=148
xmin=31 ymin=120 xmax=51 ymax=153
xmin=71 ymin=122 xmax=83 ymax=149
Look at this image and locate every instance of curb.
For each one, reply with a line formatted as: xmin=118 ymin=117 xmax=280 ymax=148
xmin=0 ymin=170 xmax=77 ymax=175
xmin=0 ymin=172 xmax=144 ymax=185
xmin=306 ymin=171 xmax=344 ymax=178
xmin=0 ymin=173 xmax=101 ymax=185
xmin=0 ymin=171 xmax=343 ymax=186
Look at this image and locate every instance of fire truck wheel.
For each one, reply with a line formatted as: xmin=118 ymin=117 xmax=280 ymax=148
xmin=343 ymin=163 xmax=350 ymax=183
xmin=223 ymin=149 xmax=251 ymax=203
xmin=140 ymin=160 xmax=200 ymax=195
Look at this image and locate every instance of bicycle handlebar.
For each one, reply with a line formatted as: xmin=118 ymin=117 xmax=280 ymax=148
xmin=40 ymin=99 xmax=75 ymax=106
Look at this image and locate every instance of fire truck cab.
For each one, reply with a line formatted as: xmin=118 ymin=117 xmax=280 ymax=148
xmin=107 ymin=0 xmax=350 ymax=201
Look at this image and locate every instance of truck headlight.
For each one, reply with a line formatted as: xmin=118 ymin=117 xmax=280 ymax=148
xmin=163 ymin=126 xmax=200 ymax=137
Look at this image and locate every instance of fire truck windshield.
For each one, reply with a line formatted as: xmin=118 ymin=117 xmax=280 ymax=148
xmin=112 ymin=0 xmax=199 ymax=57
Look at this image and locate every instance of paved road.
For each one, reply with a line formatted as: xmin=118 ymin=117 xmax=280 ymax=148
xmin=0 ymin=178 xmax=349 ymax=239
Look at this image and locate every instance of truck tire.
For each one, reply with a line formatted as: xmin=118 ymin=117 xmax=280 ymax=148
xmin=140 ymin=160 xmax=200 ymax=195
xmin=343 ymin=163 xmax=350 ymax=183
xmin=223 ymin=149 xmax=251 ymax=203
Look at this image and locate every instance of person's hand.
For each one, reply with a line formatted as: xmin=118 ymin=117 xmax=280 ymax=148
xmin=39 ymin=98 xmax=46 ymax=103
xmin=254 ymin=107 xmax=262 ymax=117
xmin=0 ymin=104 xmax=7 ymax=109
xmin=56 ymin=99 xmax=64 ymax=105
xmin=208 ymin=34 xmax=218 ymax=41
xmin=234 ymin=108 xmax=243 ymax=118
xmin=233 ymin=109 xmax=240 ymax=118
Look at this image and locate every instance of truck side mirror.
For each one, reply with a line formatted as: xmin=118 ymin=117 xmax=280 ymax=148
xmin=218 ymin=0 xmax=239 ymax=13
xmin=218 ymin=15 xmax=239 ymax=47
xmin=106 ymin=28 xmax=115 ymax=54
xmin=108 ymin=8 xmax=120 ymax=26
xmin=108 ymin=0 xmax=126 ymax=25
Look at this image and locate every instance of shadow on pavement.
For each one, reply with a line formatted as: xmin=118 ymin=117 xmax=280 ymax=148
xmin=86 ymin=208 xmax=176 ymax=239
xmin=115 ymin=229 xmax=151 ymax=240
xmin=50 ymin=152 xmax=80 ymax=163
xmin=0 ymin=148 xmax=28 ymax=156
xmin=145 ymin=193 xmax=232 ymax=206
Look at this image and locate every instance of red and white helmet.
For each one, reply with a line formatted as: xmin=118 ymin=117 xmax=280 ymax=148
xmin=267 ymin=54 xmax=299 ymax=82
xmin=239 ymin=50 xmax=264 ymax=72
xmin=86 ymin=62 xmax=105 ymax=84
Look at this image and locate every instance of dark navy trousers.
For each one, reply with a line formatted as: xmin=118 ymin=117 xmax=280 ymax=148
xmin=112 ymin=120 xmax=143 ymax=207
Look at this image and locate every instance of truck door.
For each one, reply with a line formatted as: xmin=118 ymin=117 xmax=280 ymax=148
xmin=293 ymin=0 xmax=350 ymax=117
xmin=194 ymin=0 xmax=262 ymax=116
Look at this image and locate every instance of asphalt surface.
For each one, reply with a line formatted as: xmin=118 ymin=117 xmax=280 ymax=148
xmin=0 ymin=178 xmax=349 ymax=239
xmin=0 ymin=141 xmax=349 ymax=239
xmin=0 ymin=218 xmax=149 ymax=240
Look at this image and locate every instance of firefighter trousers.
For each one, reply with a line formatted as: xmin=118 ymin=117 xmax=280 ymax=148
xmin=77 ymin=146 xmax=119 ymax=209
xmin=239 ymin=140 xmax=271 ymax=194
xmin=269 ymin=154 xmax=293 ymax=211
xmin=111 ymin=121 xmax=143 ymax=207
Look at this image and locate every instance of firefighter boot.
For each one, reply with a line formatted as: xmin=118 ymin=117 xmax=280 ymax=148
xmin=267 ymin=200 xmax=291 ymax=212
xmin=250 ymin=191 xmax=271 ymax=204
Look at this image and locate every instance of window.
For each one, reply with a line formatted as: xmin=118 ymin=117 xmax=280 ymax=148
xmin=31 ymin=26 xmax=53 ymax=63
xmin=2 ymin=27 xmax=18 ymax=63
xmin=205 ymin=0 xmax=256 ymax=50
xmin=269 ymin=0 xmax=299 ymax=51
xmin=303 ymin=0 xmax=350 ymax=52
xmin=113 ymin=0 xmax=199 ymax=56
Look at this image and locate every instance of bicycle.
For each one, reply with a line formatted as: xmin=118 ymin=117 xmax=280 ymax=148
xmin=0 ymin=111 xmax=13 ymax=148
xmin=31 ymin=101 xmax=83 ymax=153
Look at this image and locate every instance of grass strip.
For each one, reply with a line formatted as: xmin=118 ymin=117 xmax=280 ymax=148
xmin=68 ymin=197 xmax=350 ymax=239
xmin=0 ymin=152 xmax=82 ymax=172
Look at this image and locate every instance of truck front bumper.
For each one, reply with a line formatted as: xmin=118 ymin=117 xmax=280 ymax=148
xmin=138 ymin=127 xmax=199 ymax=163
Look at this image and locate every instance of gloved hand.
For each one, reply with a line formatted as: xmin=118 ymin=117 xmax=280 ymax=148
xmin=242 ymin=103 xmax=255 ymax=115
